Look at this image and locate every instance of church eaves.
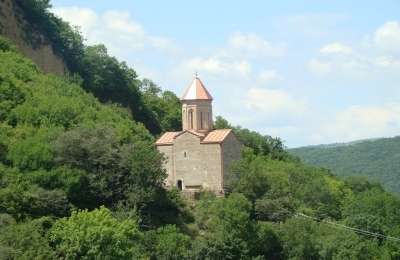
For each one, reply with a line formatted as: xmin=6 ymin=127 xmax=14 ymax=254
xmin=154 ymin=131 xmax=180 ymax=146
xmin=202 ymin=129 xmax=233 ymax=143
xmin=181 ymin=76 xmax=213 ymax=101
xmin=155 ymin=129 xmax=239 ymax=146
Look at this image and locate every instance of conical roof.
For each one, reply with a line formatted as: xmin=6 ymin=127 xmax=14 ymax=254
xmin=181 ymin=76 xmax=213 ymax=101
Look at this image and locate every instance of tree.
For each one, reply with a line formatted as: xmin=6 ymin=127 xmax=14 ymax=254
xmin=0 ymin=167 xmax=39 ymax=221
xmin=250 ymin=221 xmax=282 ymax=259
xmin=281 ymin=217 xmax=319 ymax=260
xmin=154 ymin=225 xmax=191 ymax=260
xmin=160 ymin=90 xmax=182 ymax=132
xmin=345 ymin=213 xmax=384 ymax=239
xmin=51 ymin=124 xmax=164 ymax=209
xmin=79 ymin=44 xmax=142 ymax=118
xmin=315 ymin=222 xmax=379 ymax=260
xmin=225 ymin=157 xmax=270 ymax=203
xmin=6 ymin=128 xmax=55 ymax=171
xmin=49 ymin=206 xmax=142 ymax=259
xmin=344 ymin=174 xmax=372 ymax=193
xmin=35 ymin=187 xmax=73 ymax=218
xmin=140 ymin=79 xmax=182 ymax=134
xmin=214 ymin=116 xmax=232 ymax=130
xmin=0 ymin=217 xmax=57 ymax=260
xmin=214 ymin=116 xmax=292 ymax=160
xmin=51 ymin=124 xmax=174 ymax=225
xmin=192 ymin=232 xmax=250 ymax=260
xmin=255 ymin=196 xmax=294 ymax=222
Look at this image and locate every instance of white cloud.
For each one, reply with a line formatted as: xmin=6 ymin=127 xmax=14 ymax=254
xmin=374 ymin=21 xmax=400 ymax=54
xmin=245 ymin=88 xmax=289 ymax=110
xmin=262 ymin=103 xmax=400 ymax=147
xmin=340 ymin=59 xmax=363 ymax=71
xmin=148 ymin=37 xmax=177 ymax=51
xmin=52 ymin=7 xmax=178 ymax=55
xmin=102 ymin=11 xmax=145 ymax=36
xmin=308 ymin=58 xmax=332 ymax=76
xmin=269 ymin=13 xmax=349 ymax=41
xmin=321 ymin=103 xmax=400 ymax=142
xmin=244 ymin=88 xmax=305 ymax=112
xmin=375 ymin=56 xmax=391 ymax=67
xmin=178 ymin=56 xmax=252 ymax=78
xmin=259 ymin=70 xmax=277 ymax=81
xmin=320 ymin=43 xmax=353 ymax=54
xmin=308 ymin=21 xmax=400 ymax=81
xmin=53 ymin=7 xmax=99 ymax=38
xmin=229 ymin=32 xmax=286 ymax=57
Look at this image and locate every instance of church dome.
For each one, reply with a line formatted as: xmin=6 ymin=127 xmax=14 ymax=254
xmin=181 ymin=75 xmax=213 ymax=101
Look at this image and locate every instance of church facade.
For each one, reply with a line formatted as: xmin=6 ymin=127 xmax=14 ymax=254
xmin=155 ymin=76 xmax=242 ymax=195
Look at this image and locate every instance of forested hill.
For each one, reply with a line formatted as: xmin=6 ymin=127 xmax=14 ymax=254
xmin=304 ymin=138 xmax=382 ymax=149
xmin=3 ymin=1 xmax=400 ymax=258
xmin=287 ymin=136 xmax=400 ymax=194
xmin=0 ymin=0 xmax=182 ymax=136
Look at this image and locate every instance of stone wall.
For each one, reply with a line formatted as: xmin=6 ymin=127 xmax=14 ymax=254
xmin=221 ymin=132 xmax=242 ymax=180
xmin=173 ymin=132 xmax=223 ymax=190
xmin=0 ymin=0 xmax=67 ymax=75
xmin=157 ymin=144 xmax=175 ymax=187
xmin=159 ymin=130 xmax=242 ymax=193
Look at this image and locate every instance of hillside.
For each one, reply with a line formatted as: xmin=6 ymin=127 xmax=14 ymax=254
xmin=0 ymin=0 xmax=183 ymax=135
xmin=305 ymin=138 xmax=382 ymax=149
xmin=2 ymin=38 xmax=400 ymax=258
xmin=2 ymin=1 xmax=400 ymax=258
xmin=288 ymin=136 xmax=400 ymax=194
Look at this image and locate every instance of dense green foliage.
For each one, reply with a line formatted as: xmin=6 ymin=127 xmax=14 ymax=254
xmin=287 ymin=137 xmax=400 ymax=194
xmin=49 ymin=207 xmax=141 ymax=259
xmin=2 ymin=2 xmax=400 ymax=258
xmin=0 ymin=34 xmax=185 ymax=222
xmin=13 ymin=0 xmax=182 ymax=135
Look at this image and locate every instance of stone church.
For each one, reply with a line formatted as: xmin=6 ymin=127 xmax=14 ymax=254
xmin=155 ymin=75 xmax=242 ymax=195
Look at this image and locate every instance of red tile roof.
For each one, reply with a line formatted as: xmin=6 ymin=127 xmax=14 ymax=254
xmin=202 ymin=129 xmax=232 ymax=143
xmin=155 ymin=131 xmax=204 ymax=146
xmin=181 ymin=76 xmax=213 ymax=101
xmin=155 ymin=131 xmax=180 ymax=145
xmin=155 ymin=130 xmax=238 ymax=146
xmin=174 ymin=130 xmax=205 ymax=139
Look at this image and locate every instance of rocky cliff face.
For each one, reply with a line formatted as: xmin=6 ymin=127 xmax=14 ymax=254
xmin=0 ymin=0 xmax=67 ymax=75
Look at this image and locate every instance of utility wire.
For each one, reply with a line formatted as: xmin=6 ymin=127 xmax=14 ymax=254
xmin=295 ymin=213 xmax=400 ymax=243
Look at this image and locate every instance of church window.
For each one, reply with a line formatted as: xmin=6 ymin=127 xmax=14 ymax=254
xmin=177 ymin=180 xmax=183 ymax=191
xmin=183 ymin=150 xmax=187 ymax=157
xmin=189 ymin=110 xmax=193 ymax=129
xmin=200 ymin=112 xmax=203 ymax=129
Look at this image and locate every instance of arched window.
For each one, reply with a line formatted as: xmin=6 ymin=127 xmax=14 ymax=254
xmin=189 ymin=110 xmax=193 ymax=129
xmin=177 ymin=180 xmax=183 ymax=191
xmin=183 ymin=150 xmax=187 ymax=158
xmin=200 ymin=111 xmax=203 ymax=129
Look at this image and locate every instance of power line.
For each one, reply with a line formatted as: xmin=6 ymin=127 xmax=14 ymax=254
xmin=295 ymin=213 xmax=400 ymax=243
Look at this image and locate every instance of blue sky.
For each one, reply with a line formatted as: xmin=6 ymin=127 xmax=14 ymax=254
xmin=50 ymin=0 xmax=400 ymax=147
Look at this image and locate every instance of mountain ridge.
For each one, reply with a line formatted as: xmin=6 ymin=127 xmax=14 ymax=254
xmin=287 ymin=135 xmax=400 ymax=194
xmin=291 ymin=137 xmax=384 ymax=149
